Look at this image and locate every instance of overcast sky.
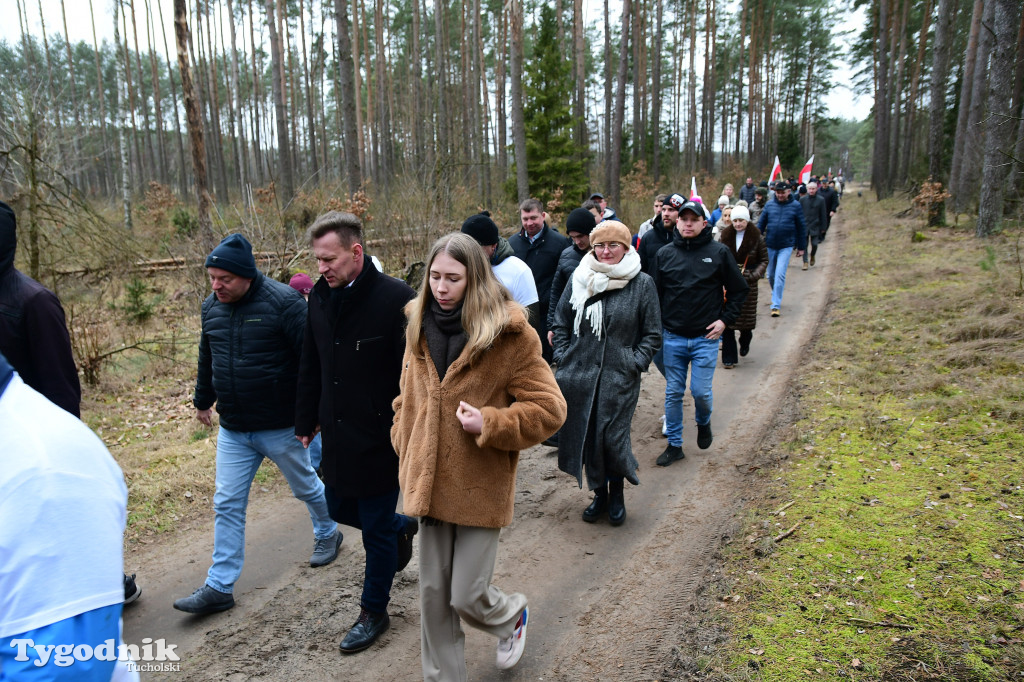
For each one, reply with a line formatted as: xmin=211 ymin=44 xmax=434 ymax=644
xmin=4 ymin=0 xmax=873 ymax=122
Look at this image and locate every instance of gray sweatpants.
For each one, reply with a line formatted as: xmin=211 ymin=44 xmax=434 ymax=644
xmin=418 ymin=522 xmax=527 ymax=682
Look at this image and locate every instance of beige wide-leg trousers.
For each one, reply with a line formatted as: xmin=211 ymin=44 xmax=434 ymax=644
xmin=418 ymin=522 xmax=527 ymax=682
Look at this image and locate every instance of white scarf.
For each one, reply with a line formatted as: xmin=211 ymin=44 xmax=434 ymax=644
xmin=569 ymin=249 xmax=642 ymax=338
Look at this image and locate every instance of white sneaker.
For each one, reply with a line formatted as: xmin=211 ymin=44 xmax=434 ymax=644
xmin=660 ymin=414 xmax=668 ymax=437
xmin=496 ymin=606 xmax=528 ymax=670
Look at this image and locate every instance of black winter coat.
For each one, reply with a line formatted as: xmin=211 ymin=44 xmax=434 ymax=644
xmin=295 ymin=261 xmax=415 ymax=497
xmin=800 ymin=193 xmax=829 ymax=238
xmin=194 ymin=272 xmax=306 ymax=432
xmin=654 ymin=226 xmax=749 ymax=337
xmin=508 ymin=224 xmax=571 ymax=320
xmin=818 ymin=186 xmax=840 ymax=217
xmin=552 ymin=271 xmax=661 ymax=490
xmin=546 ymin=244 xmax=586 ymax=329
xmin=637 ymin=215 xmax=674 ymax=275
xmin=0 ymin=220 xmax=81 ymax=417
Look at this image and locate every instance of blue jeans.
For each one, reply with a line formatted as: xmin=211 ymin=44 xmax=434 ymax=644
xmin=308 ymin=432 xmax=323 ymax=470
xmin=662 ymin=331 xmax=718 ymax=447
xmin=324 ymin=485 xmax=411 ymax=614
xmin=207 ymin=427 xmax=336 ymax=593
xmin=766 ymin=246 xmax=794 ymax=309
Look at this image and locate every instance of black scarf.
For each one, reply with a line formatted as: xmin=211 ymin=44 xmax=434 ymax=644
xmin=423 ymin=300 xmax=467 ymax=382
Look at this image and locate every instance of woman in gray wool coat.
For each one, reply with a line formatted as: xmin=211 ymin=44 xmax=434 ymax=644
xmin=551 ymin=221 xmax=662 ymax=526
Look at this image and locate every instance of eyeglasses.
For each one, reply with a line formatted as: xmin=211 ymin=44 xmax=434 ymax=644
xmin=592 ymin=243 xmax=625 ymax=252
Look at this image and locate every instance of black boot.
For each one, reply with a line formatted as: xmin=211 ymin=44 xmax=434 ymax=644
xmin=607 ymin=480 xmax=626 ymax=526
xmin=582 ymin=485 xmax=608 ymax=523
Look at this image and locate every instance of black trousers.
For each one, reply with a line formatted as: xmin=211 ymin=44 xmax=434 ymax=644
xmin=721 ymin=328 xmax=753 ymax=365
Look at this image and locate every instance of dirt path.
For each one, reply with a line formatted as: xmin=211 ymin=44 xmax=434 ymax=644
xmin=124 ymin=220 xmax=841 ymax=681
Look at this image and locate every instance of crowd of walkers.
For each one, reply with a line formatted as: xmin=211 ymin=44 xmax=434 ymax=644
xmin=0 ymin=172 xmax=839 ymax=680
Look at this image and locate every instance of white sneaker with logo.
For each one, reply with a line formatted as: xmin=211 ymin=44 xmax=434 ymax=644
xmin=496 ymin=606 xmax=528 ymax=670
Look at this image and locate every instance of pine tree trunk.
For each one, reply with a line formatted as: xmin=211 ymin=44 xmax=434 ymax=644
xmin=495 ymin=12 xmax=507 ymax=172
xmin=887 ymin=0 xmax=908 ymax=184
xmin=358 ymin=0 xmax=375 ymax=182
xmin=573 ymin=0 xmax=587 ymax=156
xmin=248 ymin=0 xmax=265 ymax=185
xmin=334 ymin=0 xmax=361 ymax=196
xmin=927 ymin=0 xmax=955 ymax=224
xmin=651 ymin=0 xmax=663 ymax=182
xmin=510 ymin=0 xmax=529 ymax=202
xmin=686 ymin=0 xmax=697 ymax=171
xmin=872 ymin=0 xmax=892 ymax=200
xmin=128 ymin=0 xmax=158 ymax=186
xmin=227 ymin=0 xmax=249 ymax=193
xmin=173 ymin=0 xmax=213 ymax=249
xmin=144 ymin=0 xmax=170 ymax=189
xmin=899 ymin=0 xmax=931 ymax=185
xmin=976 ymin=0 xmax=1020 ymax=236
xmin=299 ymin=0 xmax=320 ymax=183
xmin=265 ymin=0 xmax=294 ymax=204
xmin=114 ymin=2 xmax=134 ymax=230
xmin=37 ymin=1 xmax=68 ymax=182
xmin=205 ymin=0 xmax=230 ymax=201
xmin=156 ymin=0 xmax=189 ymax=197
xmin=88 ymin=0 xmax=114 ymax=195
xmin=375 ymin=0 xmax=393 ymax=186
xmin=957 ymin=0 xmax=995 ymax=212
xmin=410 ymin=0 xmax=423 ymax=173
xmin=59 ymin=0 xmax=90 ymax=193
xmin=603 ymin=0 xmax=612 ymax=186
xmin=948 ymin=0 xmax=984 ymax=208
xmin=610 ymin=0 xmax=631 ymax=208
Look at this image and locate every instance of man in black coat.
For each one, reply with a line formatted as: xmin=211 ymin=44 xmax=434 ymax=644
xmin=800 ymin=181 xmax=829 ymax=268
xmin=175 ymin=233 xmax=340 ymax=617
xmin=0 ymin=200 xmax=80 ymax=417
xmin=1 ymin=200 xmax=145 ymax=607
xmin=295 ymin=212 xmax=418 ymax=654
xmin=509 ymin=198 xmax=571 ymax=361
xmin=818 ymin=180 xmax=840 ymax=240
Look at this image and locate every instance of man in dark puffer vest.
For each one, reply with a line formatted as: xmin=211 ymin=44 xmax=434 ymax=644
xmin=174 ymin=233 xmax=341 ymax=616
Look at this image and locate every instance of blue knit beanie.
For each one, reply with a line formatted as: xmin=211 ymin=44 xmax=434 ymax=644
xmin=205 ymin=233 xmax=258 ymax=279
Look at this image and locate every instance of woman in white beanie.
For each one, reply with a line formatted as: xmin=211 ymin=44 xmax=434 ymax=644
xmin=717 ymin=205 xmax=768 ymax=368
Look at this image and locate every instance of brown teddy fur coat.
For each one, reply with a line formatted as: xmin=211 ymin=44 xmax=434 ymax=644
xmin=392 ymin=302 xmax=566 ymax=528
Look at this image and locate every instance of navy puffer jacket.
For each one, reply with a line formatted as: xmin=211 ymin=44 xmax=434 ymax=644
xmin=757 ymin=196 xmax=807 ymax=250
xmin=193 ymin=272 xmax=307 ymax=432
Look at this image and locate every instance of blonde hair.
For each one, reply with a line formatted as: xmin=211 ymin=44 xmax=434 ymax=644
xmin=405 ymin=233 xmax=521 ymax=365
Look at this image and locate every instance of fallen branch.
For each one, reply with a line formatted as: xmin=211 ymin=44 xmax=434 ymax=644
xmin=772 ymin=501 xmax=795 ymax=515
xmin=848 ymin=617 xmax=914 ymax=631
xmin=773 ymin=521 xmax=802 ymax=543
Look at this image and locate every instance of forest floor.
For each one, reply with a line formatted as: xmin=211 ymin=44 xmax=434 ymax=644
xmin=120 ymin=207 xmax=839 ymax=681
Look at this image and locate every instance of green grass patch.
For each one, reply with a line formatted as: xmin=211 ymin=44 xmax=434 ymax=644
xmin=717 ymin=197 xmax=1024 ymax=680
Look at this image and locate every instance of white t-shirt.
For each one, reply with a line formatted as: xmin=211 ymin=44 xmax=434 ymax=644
xmin=492 ymin=256 xmax=539 ymax=307
xmin=0 ymin=375 xmax=128 ymax=638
